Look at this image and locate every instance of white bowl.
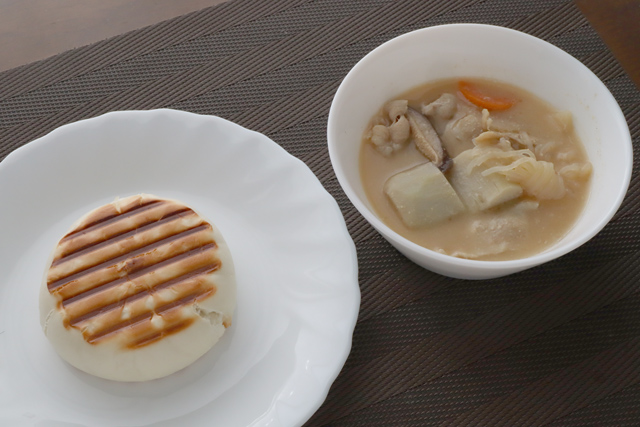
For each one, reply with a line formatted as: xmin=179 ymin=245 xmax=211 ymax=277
xmin=327 ymin=24 xmax=633 ymax=280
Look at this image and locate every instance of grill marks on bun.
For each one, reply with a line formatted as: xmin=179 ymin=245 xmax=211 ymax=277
xmin=45 ymin=195 xmax=223 ymax=349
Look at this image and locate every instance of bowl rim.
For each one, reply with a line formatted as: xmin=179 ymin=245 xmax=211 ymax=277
xmin=327 ymin=23 xmax=633 ymax=273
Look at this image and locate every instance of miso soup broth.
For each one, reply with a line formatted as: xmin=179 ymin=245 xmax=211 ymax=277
xmin=360 ymin=78 xmax=592 ymax=261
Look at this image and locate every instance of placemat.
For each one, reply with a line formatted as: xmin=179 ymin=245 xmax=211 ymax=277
xmin=1 ymin=0 xmax=639 ymax=425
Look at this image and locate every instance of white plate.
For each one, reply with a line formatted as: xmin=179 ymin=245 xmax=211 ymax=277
xmin=0 ymin=110 xmax=360 ymax=427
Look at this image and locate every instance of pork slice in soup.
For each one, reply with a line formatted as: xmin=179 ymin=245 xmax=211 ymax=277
xmin=360 ymin=78 xmax=592 ymax=261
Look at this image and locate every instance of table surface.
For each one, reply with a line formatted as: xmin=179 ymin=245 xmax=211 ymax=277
xmin=1 ymin=0 xmax=639 ymax=426
xmin=0 ymin=0 xmax=227 ymax=72
xmin=1 ymin=0 xmax=638 ymax=87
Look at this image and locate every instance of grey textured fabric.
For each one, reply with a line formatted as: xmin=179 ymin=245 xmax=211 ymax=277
xmin=1 ymin=0 xmax=638 ymax=425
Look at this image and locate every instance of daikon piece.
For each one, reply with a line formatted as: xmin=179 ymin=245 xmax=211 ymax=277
xmin=384 ymin=162 xmax=465 ymax=228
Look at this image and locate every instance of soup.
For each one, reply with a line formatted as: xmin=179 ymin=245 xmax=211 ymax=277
xmin=360 ymin=78 xmax=592 ymax=261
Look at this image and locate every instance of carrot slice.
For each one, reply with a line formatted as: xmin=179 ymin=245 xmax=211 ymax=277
xmin=458 ymin=81 xmax=516 ymax=110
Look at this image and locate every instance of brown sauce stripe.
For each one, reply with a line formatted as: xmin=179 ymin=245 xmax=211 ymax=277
xmin=51 ymin=208 xmax=196 ymax=267
xmin=54 ymin=207 xmax=192 ymax=262
xmin=48 ymin=224 xmax=213 ymax=291
xmin=60 ymin=242 xmax=217 ymax=306
xmin=86 ymin=288 xmax=214 ymax=343
xmin=128 ymin=319 xmax=195 ymax=349
xmin=85 ymin=309 xmax=152 ymax=343
xmin=62 ymin=199 xmax=163 ymax=240
xmin=67 ymin=264 xmax=220 ymax=326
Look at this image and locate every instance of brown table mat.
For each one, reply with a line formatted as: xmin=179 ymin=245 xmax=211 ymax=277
xmin=1 ymin=0 xmax=639 ymax=425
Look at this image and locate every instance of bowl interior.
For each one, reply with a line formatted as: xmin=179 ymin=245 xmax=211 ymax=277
xmin=328 ymin=24 xmax=632 ymax=268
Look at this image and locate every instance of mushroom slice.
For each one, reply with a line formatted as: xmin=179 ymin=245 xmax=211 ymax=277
xmin=406 ymin=107 xmax=445 ymax=167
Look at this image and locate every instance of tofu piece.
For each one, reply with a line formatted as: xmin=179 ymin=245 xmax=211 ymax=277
xmin=448 ymin=149 xmax=523 ymax=212
xmin=384 ymin=162 xmax=465 ymax=228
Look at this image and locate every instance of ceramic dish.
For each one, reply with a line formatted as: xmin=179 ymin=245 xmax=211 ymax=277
xmin=0 ymin=109 xmax=359 ymax=427
xmin=327 ymin=24 xmax=632 ymax=279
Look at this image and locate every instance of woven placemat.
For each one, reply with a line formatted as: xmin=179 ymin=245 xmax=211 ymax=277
xmin=1 ymin=0 xmax=639 ymax=425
